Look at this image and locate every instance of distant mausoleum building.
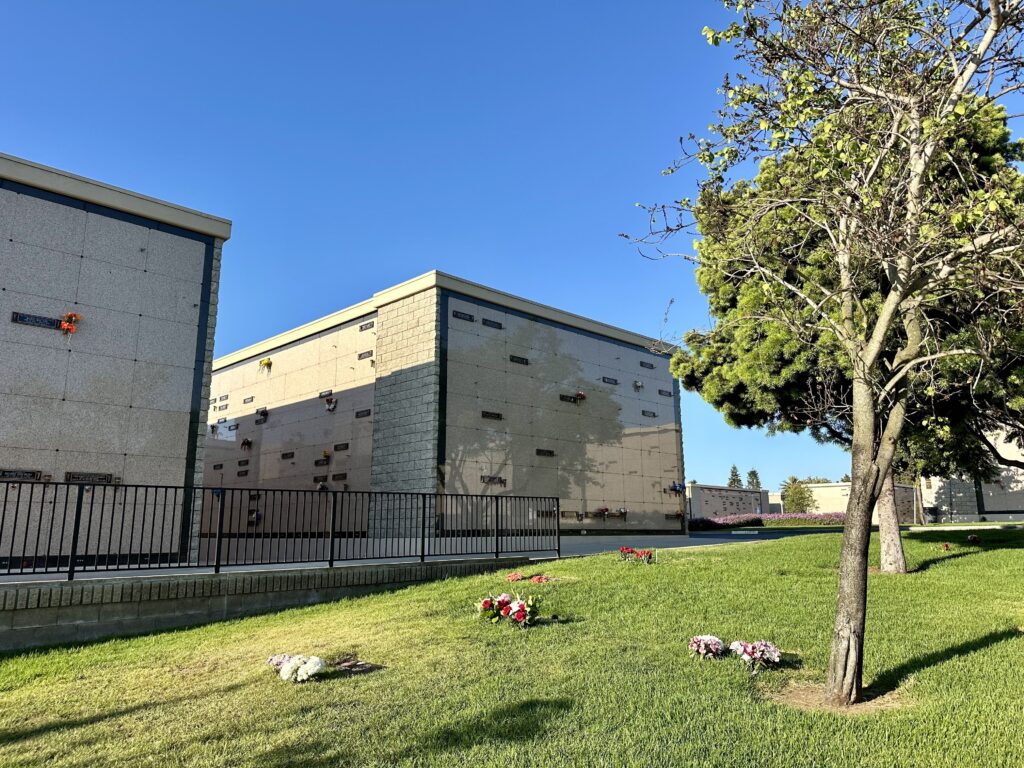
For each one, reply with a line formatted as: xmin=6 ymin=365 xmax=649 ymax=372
xmin=804 ymin=482 xmax=917 ymax=523
xmin=687 ymin=483 xmax=770 ymax=519
xmin=204 ymin=272 xmax=686 ymax=529
xmin=920 ymin=434 xmax=1024 ymax=522
xmin=0 ymin=153 xmax=231 ymax=489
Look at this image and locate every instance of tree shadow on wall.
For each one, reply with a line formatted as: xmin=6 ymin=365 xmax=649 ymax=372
xmin=402 ymin=697 xmax=573 ymax=758
xmin=445 ymin=322 xmax=625 ymax=514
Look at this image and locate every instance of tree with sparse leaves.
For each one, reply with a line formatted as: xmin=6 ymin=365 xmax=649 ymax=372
xmin=746 ymin=469 xmax=762 ymax=489
xmin=634 ymin=1 xmax=1024 ymax=705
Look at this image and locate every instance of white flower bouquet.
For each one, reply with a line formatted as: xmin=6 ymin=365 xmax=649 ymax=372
xmin=267 ymin=653 xmax=327 ymax=683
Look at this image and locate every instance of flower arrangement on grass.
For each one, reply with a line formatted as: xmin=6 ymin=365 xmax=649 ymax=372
xmin=618 ymin=546 xmax=656 ymax=564
xmin=267 ymin=653 xmax=328 ymax=683
xmin=687 ymin=636 xmax=783 ymax=673
xmin=729 ymin=640 xmax=782 ymax=674
xmin=507 ymin=572 xmax=553 ymax=584
xmin=688 ymin=635 xmax=725 ymax=659
xmin=477 ymin=593 xmax=541 ymax=627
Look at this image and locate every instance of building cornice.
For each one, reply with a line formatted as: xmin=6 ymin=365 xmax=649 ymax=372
xmin=0 ymin=153 xmax=231 ymax=240
xmin=213 ymin=270 xmax=676 ymax=371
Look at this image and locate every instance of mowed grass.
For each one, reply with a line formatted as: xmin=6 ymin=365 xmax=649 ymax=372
xmin=2 ymin=531 xmax=1023 ymax=768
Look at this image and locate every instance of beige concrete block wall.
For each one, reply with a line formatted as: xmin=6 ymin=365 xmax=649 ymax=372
xmin=369 ymin=289 xmax=442 ymax=494
xmin=0 ymin=556 xmax=538 ymax=651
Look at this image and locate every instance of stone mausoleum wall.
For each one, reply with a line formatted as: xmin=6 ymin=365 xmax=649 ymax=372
xmin=0 ymin=153 xmax=230 ymax=488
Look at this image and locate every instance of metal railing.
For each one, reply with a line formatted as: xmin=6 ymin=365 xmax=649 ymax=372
xmin=0 ymin=482 xmax=560 ymax=580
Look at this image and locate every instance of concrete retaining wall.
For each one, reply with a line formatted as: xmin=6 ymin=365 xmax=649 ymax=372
xmin=0 ymin=556 xmax=533 ymax=652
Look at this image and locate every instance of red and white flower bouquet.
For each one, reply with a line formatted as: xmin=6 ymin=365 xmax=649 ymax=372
xmin=477 ymin=592 xmax=541 ymax=628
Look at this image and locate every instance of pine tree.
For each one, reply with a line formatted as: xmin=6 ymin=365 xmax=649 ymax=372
xmin=727 ymin=465 xmax=742 ymax=488
xmin=746 ymin=469 xmax=761 ymax=490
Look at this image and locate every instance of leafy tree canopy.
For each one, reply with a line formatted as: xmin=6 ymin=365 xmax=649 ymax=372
xmin=671 ymin=103 xmax=1024 ymax=481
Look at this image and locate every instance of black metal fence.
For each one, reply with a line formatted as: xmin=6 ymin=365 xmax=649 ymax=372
xmin=0 ymin=482 xmax=560 ymax=580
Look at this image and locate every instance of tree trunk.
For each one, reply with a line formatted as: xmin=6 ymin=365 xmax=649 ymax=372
xmin=826 ymin=379 xmax=878 ymax=705
xmin=877 ymin=470 xmax=907 ymax=574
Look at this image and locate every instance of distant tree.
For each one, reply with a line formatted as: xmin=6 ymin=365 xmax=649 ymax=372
xmin=802 ymin=476 xmax=833 ymax=485
xmin=781 ymin=477 xmax=818 ymax=514
xmin=840 ymin=474 xmax=851 ymax=483
xmin=727 ymin=465 xmax=743 ymax=488
xmin=746 ymin=469 xmax=762 ymax=490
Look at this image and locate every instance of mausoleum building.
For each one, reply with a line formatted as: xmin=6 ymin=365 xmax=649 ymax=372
xmin=205 ymin=272 xmax=686 ymax=529
xmin=0 ymin=153 xmax=231 ymax=489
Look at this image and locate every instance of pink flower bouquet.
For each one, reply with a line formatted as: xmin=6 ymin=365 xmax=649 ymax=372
xmin=688 ymin=635 xmax=725 ymax=659
xmin=729 ymin=640 xmax=782 ymax=673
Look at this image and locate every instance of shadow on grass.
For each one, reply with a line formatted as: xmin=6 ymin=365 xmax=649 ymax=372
xmin=253 ymin=741 xmax=353 ymax=768
xmin=779 ymin=652 xmax=804 ymax=671
xmin=536 ymin=614 xmax=581 ymax=627
xmin=905 ymin=529 xmax=1024 ymax=574
xmin=866 ymin=627 xmax=1023 ymax=699
xmin=406 ymin=697 xmax=573 ymax=757
xmin=317 ymin=656 xmax=386 ymax=681
xmin=0 ymin=680 xmax=252 ymax=745
xmin=911 ymin=551 xmax=978 ymax=573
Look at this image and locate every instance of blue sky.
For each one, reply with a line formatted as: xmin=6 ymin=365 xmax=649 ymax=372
xmin=2 ymin=1 xmax=851 ymax=489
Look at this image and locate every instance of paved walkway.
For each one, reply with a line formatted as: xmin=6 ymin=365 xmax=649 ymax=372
xmin=0 ymin=529 xmax=829 ymax=584
xmin=558 ymin=528 xmax=829 ymax=557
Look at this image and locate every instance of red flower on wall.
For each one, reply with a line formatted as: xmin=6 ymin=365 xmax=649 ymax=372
xmin=59 ymin=312 xmax=82 ymax=335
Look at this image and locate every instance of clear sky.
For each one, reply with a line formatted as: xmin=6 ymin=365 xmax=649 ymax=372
xmin=2 ymin=1 xmax=852 ymax=490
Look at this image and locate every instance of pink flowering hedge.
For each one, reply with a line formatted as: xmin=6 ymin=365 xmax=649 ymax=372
xmin=689 ymin=512 xmax=846 ymax=531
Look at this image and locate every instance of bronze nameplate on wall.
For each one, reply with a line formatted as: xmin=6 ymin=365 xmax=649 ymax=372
xmin=65 ymin=472 xmax=115 ymax=484
xmin=11 ymin=312 xmax=61 ymax=330
xmin=0 ymin=469 xmax=42 ymax=481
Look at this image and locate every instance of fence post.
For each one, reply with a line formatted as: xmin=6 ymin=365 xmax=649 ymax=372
xmin=329 ymin=491 xmax=338 ymax=568
xmin=555 ymin=497 xmax=561 ymax=558
xmin=420 ymin=493 xmax=427 ymax=563
xmin=213 ymin=489 xmax=226 ymax=574
xmin=66 ymin=485 xmax=85 ymax=581
xmin=494 ymin=497 xmax=501 ymax=559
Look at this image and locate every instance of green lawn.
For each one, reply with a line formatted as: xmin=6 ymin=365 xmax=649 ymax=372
xmin=2 ymin=531 xmax=1023 ymax=767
